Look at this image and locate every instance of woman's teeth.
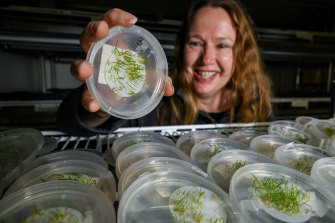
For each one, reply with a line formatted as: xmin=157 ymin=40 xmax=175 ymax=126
xmin=199 ymin=71 xmax=216 ymax=79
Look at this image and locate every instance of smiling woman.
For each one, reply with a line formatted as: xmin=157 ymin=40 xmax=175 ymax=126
xmin=56 ymin=0 xmax=273 ymax=136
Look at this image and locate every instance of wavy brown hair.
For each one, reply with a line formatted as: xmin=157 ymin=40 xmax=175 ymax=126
xmin=157 ymin=0 xmax=272 ymax=125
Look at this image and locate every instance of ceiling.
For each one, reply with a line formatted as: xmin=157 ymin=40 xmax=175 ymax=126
xmin=1 ymin=0 xmax=335 ymax=32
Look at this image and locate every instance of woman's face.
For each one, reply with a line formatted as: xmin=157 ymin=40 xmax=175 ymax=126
xmin=184 ymin=6 xmax=236 ymax=98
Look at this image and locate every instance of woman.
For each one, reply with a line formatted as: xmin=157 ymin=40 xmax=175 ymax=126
xmin=57 ymin=0 xmax=273 ymax=136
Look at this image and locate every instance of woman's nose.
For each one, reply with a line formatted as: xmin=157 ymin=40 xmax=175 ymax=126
xmin=201 ymin=46 xmax=215 ymax=64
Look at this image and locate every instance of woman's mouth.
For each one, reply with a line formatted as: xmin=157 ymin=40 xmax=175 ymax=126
xmin=194 ymin=71 xmax=217 ymax=81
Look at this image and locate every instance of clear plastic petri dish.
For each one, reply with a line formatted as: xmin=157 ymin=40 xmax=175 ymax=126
xmin=295 ymin=116 xmax=316 ymax=127
xmin=229 ymin=129 xmax=267 ymax=146
xmin=115 ymin=142 xmax=191 ymax=179
xmin=5 ymin=159 xmax=116 ymax=201
xmin=118 ymin=171 xmax=244 ymax=223
xmin=207 ymin=149 xmax=278 ymax=192
xmin=230 ymin=163 xmax=335 ymax=223
xmin=0 ymin=151 xmax=22 ymax=197
xmin=86 ymin=25 xmax=168 ymax=119
xmin=0 ymin=181 xmax=116 ymax=223
xmin=118 ymin=157 xmax=208 ymax=198
xmin=268 ymin=120 xmax=316 ymax=144
xmin=37 ymin=137 xmax=58 ymax=156
xmin=20 ymin=149 xmax=108 ymax=176
xmin=190 ymin=138 xmax=250 ymax=172
xmin=274 ymin=143 xmax=332 ymax=176
xmin=311 ymin=157 xmax=335 ymax=195
xmin=176 ymin=130 xmax=225 ymax=156
xmin=249 ymin=134 xmax=298 ymax=159
xmin=308 ymin=119 xmax=335 ymax=139
xmin=109 ymin=131 xmax=175 ymax=160
xmin=306 ymin=137 xmax=335 ymax=154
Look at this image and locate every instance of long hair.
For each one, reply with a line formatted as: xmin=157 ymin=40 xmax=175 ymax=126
xmin=157 ymin=0 xmax=272 ymax=125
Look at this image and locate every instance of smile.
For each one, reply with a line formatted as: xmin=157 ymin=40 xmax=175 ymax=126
xmin=195 ymin=71 xmax=218 ymax=81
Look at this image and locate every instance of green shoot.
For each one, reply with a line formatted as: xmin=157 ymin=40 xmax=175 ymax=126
xmin=41 ymin=172 xmax=97 ymax=186
xmin=225 ymin=160 xmax=247 ymax=180
xmin=294 ymin=155 xmax=315 ymax=175
xmin=280 ymin=129 xmax=308 ymax=144
xmin=325 ymin=126 xmax=335 ymax=138
xmin=21 ymin=207 xmax=80 ymax=223
xmin=205 ymin=143 xmax=227 ymax=160
xmin=252 ymin=174 xmax=312 ymax=216
xmin=267 ymin=143 xmax=276 ymax=158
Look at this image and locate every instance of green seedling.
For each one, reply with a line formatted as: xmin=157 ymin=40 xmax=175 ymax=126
xmin=294 ymin=155 xmax=315 ymax=175
xmin=41 ymin=172 xmax=97 ymax=186
xmin=280 ymin=129 xmax=308 ymax=144
xmin=252 ymin=174 xmax=312 ymax=216
xmin=21 ymin=207 xmax=80 ymax=223
xmin=205 ymin=143 xmax=226 ymax=160
xmin=225 ymin=160 xmax=247 ymax=180
xmin=325 ymin=126 xmax=335 ymax=138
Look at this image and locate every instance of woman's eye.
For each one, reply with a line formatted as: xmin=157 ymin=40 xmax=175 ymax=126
xmin=189 ymin=41 xmax=201 ymax=47
xmin=217 ymin=44 xmax=226 ymax=49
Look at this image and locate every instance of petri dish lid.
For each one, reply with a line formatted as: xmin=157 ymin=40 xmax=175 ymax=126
xmin=0 ymin=181 xmax=116 ymax=223
xmin=295 ymin=116 xmax=316 ymax=127
xmin=229 ymin=129 xmax=267 ymax=146
xmin=5 ymin=159 xmax=116 ymax=201
xmin=190 ymin=138 xmax=250 ymax=172
xmin=86 ymin=25 xmax=168 ymax=119
xmin=311 ymin=157 xmax=335 ymax=195
xmin=37 ymin=137 xmax=58 ymax=155
xmin=0 ymin=129 xmax=42 ymax=168
xmin=207 ymin=149 xmax=278 ymax=192
xmin=110 ymin=131 xmax=175 ymax=159
xmin=230 ymin=163 xmax=335 ymax=223
xmin=250 ymin=134 xmax=299 ymax=159
xmin=268 ymin=120 xmax=315 ymax=144
xmin=118 ymin=171 xmax=244 ymax=223
xmin=0 ymin=151 xmax=22 ymax=197
xmin=118 ymin=157 xmax=208 ymax=198
xmin=308 ymin=119 xmax=335 ymax=139
xmin=20 ymin=149 xmax=108 ymax=176
xmin=176 ymin=130 xmax=225 ymax=155
xmin=115 ymin=142 xmax=191 ymax=179
xmin=274 ymin=143 xmax=332 ymax=176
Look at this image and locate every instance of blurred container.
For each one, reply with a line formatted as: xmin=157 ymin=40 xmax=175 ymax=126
xmin=311 ymin=157 xmax=335 ymax=195
xmin=229 ymin=129 xmax=266 ymax=146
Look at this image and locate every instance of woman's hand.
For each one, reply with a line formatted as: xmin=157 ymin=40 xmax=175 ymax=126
xmin=71 ymin=8 xmax=174 ymax=115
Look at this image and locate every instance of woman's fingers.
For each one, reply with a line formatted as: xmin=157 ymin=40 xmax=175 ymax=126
xmin=70 ymin=60 xmax=93 ymax=82
xmin=81 ymin=88 xmax=101 ymax=112
xmin=80 ymin=9 xmax=137 ymax=53
xmin=164 ymin=77 xmax=175 ymax=96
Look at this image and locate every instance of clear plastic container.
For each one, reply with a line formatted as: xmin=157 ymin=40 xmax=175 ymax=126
xmin=37 ymin=137 xmax=58 ymax=155
xmin=0 ymin=151 xmax=21 ymax=197
xmin=311 ymin=157 xmax=335 ymax=195
xmin=0 ymin=128 xmax=44 ymax=151
xmin=250 ymin=134 xmax=298 ymax=159
xmin=190 ymin=138 xmax=249 ymax=172
xmin=115 ymin=142 xmax=191 ymax=179
xmin=207 ymin=149 xmax=277 ymax=192
xmin=306 ymin=137 xmax=335 ymax=154
xmin=268 ymin=120 xmax=315 ymax=144
xmin=109 ymin=131 xmax=175 ymax=159
xmin=0 ymin=181 xmax=116 ymax=223
xmin=20 ymin=149 xmax=108 ymax=176
xmin=5 ymin=159 xmax=116 ymax=201
xmin=118 ymin=171 xmax=244 ymax=223
xmin=86 ymin=25 xmax=168 ymax=119
xmin=118 ymin=157 xmax=208 ymax=198
xmin=295 ymin=116 xmax=316 ymax=127
xmin=274 ymin=143 xmax=332 ymax=176
xmin=230 ymin=163 xmax=335 ymax=223
xmin=176 ymin=130 xmax=225 ymax=155
xmin=229 ymin=129 xmax=266 ymax=146
xmin=308 ymin=119 xmax=335 ymax=139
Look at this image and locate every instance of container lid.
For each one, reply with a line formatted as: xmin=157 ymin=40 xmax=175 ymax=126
xmin=115 ymin=142 xmax=191 ymax=179
xmin=274 ymin=143 xmax=332 ymax=176
xmin=207 ymin=149 xmax=278 ymax=192
xmin=20 ymin=149 xmax=108 ymax=176
xmin=37 ymin=137 xmax=58 ymax=155
xmin=311 ymin=157 xmax=335 ymax=195
xmin=110 ymin=131 xmax=175 ymax=159
xmin=118 ymin=171 xmax=243 ymax=223
xmin=0 ymin=181 xmax=116 ymax=223
xmin=295 ymin=116 xmax=316 ymax=127
xmin=176 ymin=130 xmax=225 ymax=155
xmin=230 ymin=163 xmax=335 ymax=223
xmin=0 ymin=129 xmax=43 ymax=168
xmin=5 ymin=159 xmax=116 ymax=201
xmin=190 ymin=138 xmax=249 ymax=172
xmin=118 ymin=157 xmax=208 ymax=198
xmin=249 ymin=134 xmax=299 ymax=158
xmin=229 ymin=129 xmax=266 ymax=146
xmin=0 ymin=151 xmax=21 ymax=197
xmin=308 ymin=119 xmax=335 ymax=139
xmin=268 ymin=120 xmax=315 ymax=144
xmin=86 ymin=25 xmax=168 ymax=119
